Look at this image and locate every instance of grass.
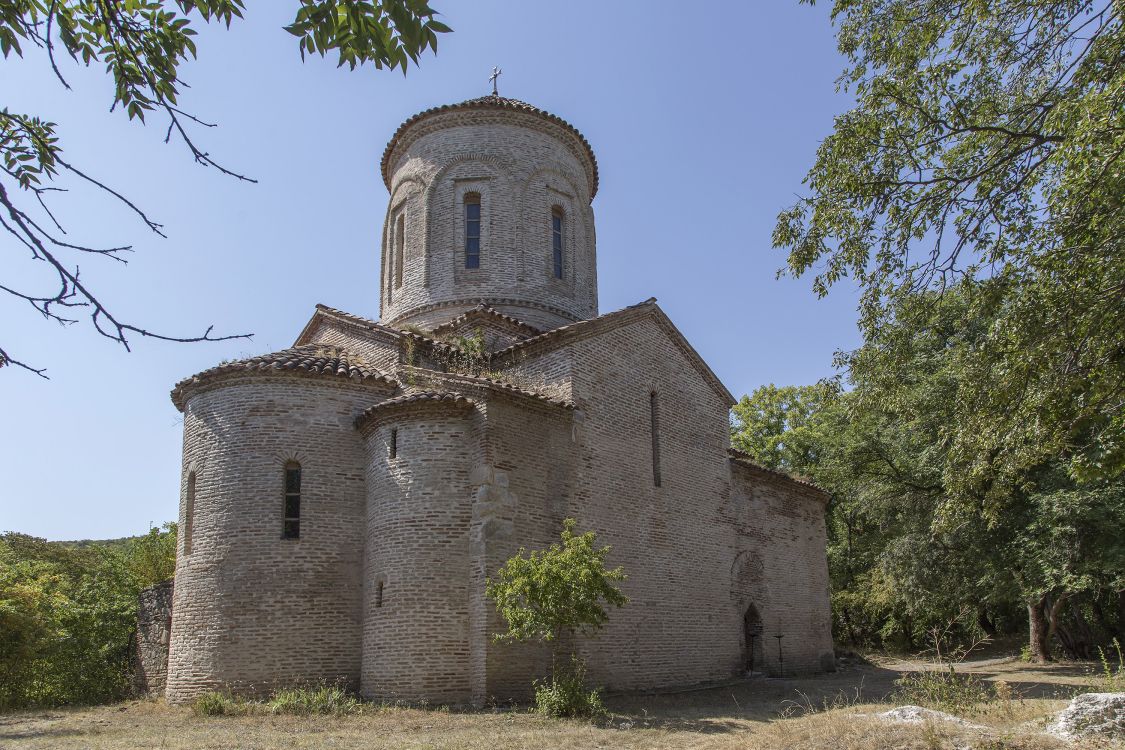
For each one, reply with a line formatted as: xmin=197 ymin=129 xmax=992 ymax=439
xmin=892 ymin=666 xmax=999 ymax=713
xmin=2 ymin=659 xmax=1120 ymax=749
xmin=266 ymin=683 xmax=361 ymax=716
xmin=1094 ymin=639 xmax=1125 ymax=693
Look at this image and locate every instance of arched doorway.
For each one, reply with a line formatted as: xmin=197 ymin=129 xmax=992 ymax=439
xmin=743 ymin=604 xmax=763 ymax=675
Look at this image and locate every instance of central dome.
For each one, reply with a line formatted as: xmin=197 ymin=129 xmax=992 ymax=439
xmin=377 ymin=95 xmax=600 ymax=331
xmin=380 ymin=95 xmax=599 ymax=199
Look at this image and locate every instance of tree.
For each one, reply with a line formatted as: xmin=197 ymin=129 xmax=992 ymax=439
xmin=486 ymin=518 xmax=627 ymax=717
xmin=1 ymin=1 xmax=450 ymax=376
xmin=730 ymin=383 xmax=836 ymax=473
xmin=776 ymin=0 xmax=1124 ymax=489
xmin=734 ymin=281 xmax=1125 ymax=659
xmin=0 ymin=524 xmax=178 ymax=708
xmin=486 ymin=518 xmax=628 ymax=651
xmin=1012 ymin=481 xmax=1125 ymax=661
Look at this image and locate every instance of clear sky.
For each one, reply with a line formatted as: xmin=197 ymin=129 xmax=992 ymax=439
xmin=1 ymin=1 xmax=862 ymax=540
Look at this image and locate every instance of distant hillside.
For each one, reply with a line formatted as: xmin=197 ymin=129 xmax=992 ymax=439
xmin=59 ymin=522 xmax=177 ymax=549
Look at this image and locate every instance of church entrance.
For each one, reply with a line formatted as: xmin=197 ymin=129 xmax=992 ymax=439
xmin=743 ymin=604 xmax=763 ymax=675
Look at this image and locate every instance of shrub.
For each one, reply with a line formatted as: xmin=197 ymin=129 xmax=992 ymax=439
xmin=191 ymin=691 xmax=244 ymax=716
xmin=892 ymin=667 xmax=995 ymax=713
xmin=267 ymin=683 xmax=361 ymax=715
xmin=532 ymin=658 xmax=606 ymax=719
xmin=0 ymin=527 xmax=177 ymax=709
xmin=1094 ymin=639 xmax=1124 ymax=692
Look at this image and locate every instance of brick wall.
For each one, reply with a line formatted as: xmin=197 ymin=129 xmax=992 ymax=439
xmin=729 ymin=463 xmax=835 ymax=675
xmin=469 ymin=398 xmax=574 ymax=701
xmin=502 ymin=315 xmax=834 ymax=691
xmin=166 ymin=378 xmax=389 ymax=703
xmin=359 ymin=404 xmax=474 ymax=702
xmin=134 ymin=580 xmax=174 ymax=695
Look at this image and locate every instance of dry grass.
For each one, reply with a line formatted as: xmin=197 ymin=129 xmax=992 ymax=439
xmin=1 ymin=660 xmax=1119 ymax=749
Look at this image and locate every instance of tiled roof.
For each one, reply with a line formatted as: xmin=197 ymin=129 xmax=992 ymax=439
xmin=313 ymin=304 xmax=381 ymax=330
xmin=366 ymin=391 xmax=472 ymax=410
xmin=355 ymin=392 xmax=473 ymax=432
xmin=491 ymin=298 xmax=656 ymax=358
xmin=402 ymin=367 xmax=573 ymax=410
xmin=294 ymin=304 xmax=457 ymax=355
xmin=727 ymin=448 xmax=830 ymax=500
xmin=171 ymin=345 xmax=396 ymax=410
xmin=430 ymin=303 xmax=542 ymax=339
xmin=381 ymin=94 xmax=599 ymax=198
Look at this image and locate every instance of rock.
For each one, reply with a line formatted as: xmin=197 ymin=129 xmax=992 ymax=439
xmin=1049 ymin=693 xmax=1125 ymax=740
xmin=877 ymin=705 xmax=982 ymax=728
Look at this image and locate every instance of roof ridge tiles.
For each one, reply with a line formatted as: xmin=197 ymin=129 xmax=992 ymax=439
xmin=726 ymin=448 xmax=830 ymax=499
xmin=488 ymin=298 xmax=734 ymax=406
xmin=430 ymin=304 xmax=542 ymax=337
xmin=354 ymin=391 xmax=474 ymax=433
xmin=490 ymin=297 xmax=658 ymax=359
xmin=171 ymin=344 xmax=397 ymax=411
xmin=400 ymin=366 xmax=573 ymax=410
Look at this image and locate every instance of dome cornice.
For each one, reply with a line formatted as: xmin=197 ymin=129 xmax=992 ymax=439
xmin=380 ymin=95 xmax=599 ymax=199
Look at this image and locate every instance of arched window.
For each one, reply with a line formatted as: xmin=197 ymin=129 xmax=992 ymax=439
xmin=283 ymin=461 xmax=301 ymax=539
xmin=650 ymin=392 xmax=662 ymax=487
xmin=184 ymin=472 xmax=196 ymax=555
xmin=375 ymin=580 xmax=385 ymax=608
xmin=551 ymin=207 xmax=564 ymax=279
xmin=464 ymin=193 xmax=481 ymax=269
xmin=393 ymin=213 xmax=405 ymax=289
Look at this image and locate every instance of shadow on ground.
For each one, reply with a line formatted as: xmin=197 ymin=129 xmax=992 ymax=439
xmin=603 ymin=657 xmax=1101 ymax=734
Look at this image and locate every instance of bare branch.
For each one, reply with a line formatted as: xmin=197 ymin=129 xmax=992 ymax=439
xmin=0 ymin=345 xmax=49 ymax=379
xmin=0 ymin=179 xmax=252 ymax=362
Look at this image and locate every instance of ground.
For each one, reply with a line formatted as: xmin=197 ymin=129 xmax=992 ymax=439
xmin=2 ymin=657 xmax=1119 ymax=749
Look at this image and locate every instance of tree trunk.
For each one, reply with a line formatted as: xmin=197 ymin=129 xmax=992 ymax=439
xmin=977 ymin=606 xmax=997 ymax=638
xmin=1091 ymin=600 xmax=1114 ymax=642
xmin=841 ymin=606 xmax=859 ymax=646
xmin=1029 ymin=597 xmax=1053 ymax=662
xmin=1058 ymin=599 xmax=1096 ymax=660
xmin=1118 ymin=589 xmax=1125 ymax=638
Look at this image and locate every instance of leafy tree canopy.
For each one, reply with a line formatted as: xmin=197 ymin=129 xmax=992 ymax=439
xmin=732 ymin=283 xmax=1125 ymax=660
xmin=0 ymin=1 xmax=450 ymax=376
xmin=777 ymin=0 xmax=1124 ymax=487
xmin=0 ymin=523 xmax=177 ymax=708
xmin=486 ymin=519 xmax=628 ymax=647
xmin=731 ymin=383 xmax=836 ymax=474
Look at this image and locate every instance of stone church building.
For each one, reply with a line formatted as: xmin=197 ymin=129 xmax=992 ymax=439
xmin=164 ymin=94 xmax=834 ymax=705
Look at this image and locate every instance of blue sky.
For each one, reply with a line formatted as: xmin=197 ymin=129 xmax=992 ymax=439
xmin=1 ymin=1 xmax=861 ymax=540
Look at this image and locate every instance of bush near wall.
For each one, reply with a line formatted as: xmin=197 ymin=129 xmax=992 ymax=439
xmin=0 ymin=524 xmax=176 ymax=710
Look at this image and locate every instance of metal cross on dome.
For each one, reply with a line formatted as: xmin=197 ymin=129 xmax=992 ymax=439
xmin=489 ymin=66 xmax=502 ymax=96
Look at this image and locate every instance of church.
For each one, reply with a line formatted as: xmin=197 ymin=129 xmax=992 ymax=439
xmin=163 ymin=92 xmax=834 ymax=705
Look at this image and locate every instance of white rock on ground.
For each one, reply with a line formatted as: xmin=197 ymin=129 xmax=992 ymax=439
xmin=877 ymin=705 xmax=983 ymax=728
xmin=1049 ymin=693 xmax=1125 ymax=741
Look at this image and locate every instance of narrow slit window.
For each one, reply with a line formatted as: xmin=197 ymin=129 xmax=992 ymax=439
xmin=389 ymin=427 xmax=398 ymax=459
xmin=650 ymin=392 xmax=662 ymax=487
xmin=375 ymin=580 xmax=384 ymax=608
xmin=551 ymin=208 xmax=564 ymax=279
xmin=283 ymin=462 xmax=301 ymax=539
xmin=464 ymin=193 xmax=481 ymax=269
xmin=184 ymin=472 xmax=196 ymax=555
xmin=393 ymin=213 xmax=405 ymax=289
